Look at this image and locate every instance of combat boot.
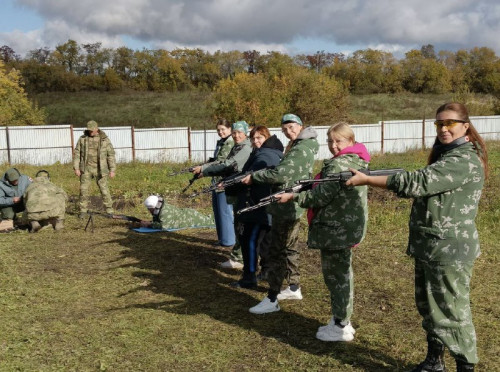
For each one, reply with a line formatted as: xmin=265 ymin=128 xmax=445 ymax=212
xmin=30 ymin=221 xmax=41 ymax=233
xmin=410 ymin=338 xmax=447 ymax=372
xmin=54 ymin=219 xmax=64 ymax=231
xmin=456 ymin=360 xmax=474 ymax=372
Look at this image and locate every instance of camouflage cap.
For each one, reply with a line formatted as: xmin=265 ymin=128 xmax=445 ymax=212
xmin=281 ymin=113 xmax=303 ymax=126
xmin=232 ymin=120 xmax=249 ymax=134
xmin=86 ymin=120 xmax=99 ymax=130
xmin=5 ymin=168 xmax=20 ymax=182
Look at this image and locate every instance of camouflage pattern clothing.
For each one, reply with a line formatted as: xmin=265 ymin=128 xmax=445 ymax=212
xmin=23 ymin=175 xmax=68 ymax=221
xmin=386 ymin=141 xmax=484 ymax=364
xmin=0 ymin=169 xmax=32 ymax=220
xmin=73 ymin=130 xmax=116 ymax=213
xmin=252 ymin=127 xmax=319 ymax=293
xmin=294 ymin=144 xmax=369 ymax=322
xmin=151 ymin=201 xmax=215 ymax=230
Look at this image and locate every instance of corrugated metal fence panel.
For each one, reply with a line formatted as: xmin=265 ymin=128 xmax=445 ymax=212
xmin=7 ymin=125 xmax=73 ymax=165
xmin=134 ymin=127 xmax=189 ymax=163
xmin=190 ymin=130 xmax=220 ymax=163
xmin=73 ymin=127 xmax=133 ymax=163
xmin=0 ymin=127 xmax=8 ymax=164
xmin=383 ymin=120 xmax=425 ymax=153
xmin=472 ymin=116 xmax=500 ymax=140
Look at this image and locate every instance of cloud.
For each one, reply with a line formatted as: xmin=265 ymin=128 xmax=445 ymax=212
xmin=4 ymin=0 xmax=500 ymax=56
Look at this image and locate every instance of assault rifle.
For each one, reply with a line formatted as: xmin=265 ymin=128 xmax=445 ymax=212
xmin=84 ymin=210 xmax=143 ymax=232
xmin=237 ymin=168 xmax=404 ymax=215
xmin=169 ymin=158 xmax=215 ymax=176
xmin=184 ymin=161 xmax=239 ymax=194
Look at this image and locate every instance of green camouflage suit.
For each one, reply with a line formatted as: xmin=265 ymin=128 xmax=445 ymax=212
xmin=252 ymin=127 xmax=319 ymax=294
xmin=386 ymin=141 xmax=484 ymax=364
xmin=73 ymin=130 xmax=116 ymax=213
xmin=23 ymin=175 xmax=68 ymax=222
xmin=151 ymin=202 xmax=215 ymax=230
xmin=295 ymin=151 xmax=369 ymax=322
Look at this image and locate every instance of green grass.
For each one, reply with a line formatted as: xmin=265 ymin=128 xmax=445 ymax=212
xmin=32 ymin=91 xmax=499 ymax=129
xmin=1 ymin=142 xmax=499 ymax=371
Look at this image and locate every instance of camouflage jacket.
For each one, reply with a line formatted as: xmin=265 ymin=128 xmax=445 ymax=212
xmin=212 ymin=135 xmax=234 ymax=184
xmin=252 ymin=126 xmax=319 ymax=220
xmin=202 ymin=138 xmax=252 ymax=177
xmin=73 ymin=130 xmax=116 ymax=175
xmin=295 ymin=151 xmax=369 ymax=250
xmin=23 ymin=176 xmax=68 ymax=220
xmin=387 ymin=142 xmax=484 ymax=263
xmin=0 ymin=170 xmax=32 ymax=207
xmin=151 ymin=202 xmax=215 ymax=230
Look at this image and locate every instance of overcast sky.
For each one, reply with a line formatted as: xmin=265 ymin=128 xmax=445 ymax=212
xmin=2 ymin=0 xmax=500 ymax=58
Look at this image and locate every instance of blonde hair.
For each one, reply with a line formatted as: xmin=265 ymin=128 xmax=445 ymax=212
xmin=327 ymin=122 xmax=355 ymax=142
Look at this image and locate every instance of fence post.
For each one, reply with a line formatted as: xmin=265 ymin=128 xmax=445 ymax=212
xmin=6 ymin=126 xmax=11 ymax=165
xmin=380 ymin=120 xmax=385 ymax=154
xmin=70 ymin=125 xmax=75 ymax=157
xmin=422 ymin=117 xmax=426 ymax=150
xmin=131 ymin=126 xmax=136 ymax=161
xmin=187 ymin=127 xmax=192 ymax=162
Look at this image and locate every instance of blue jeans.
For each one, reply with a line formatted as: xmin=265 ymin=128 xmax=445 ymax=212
xmin=212 ymin=190 xmax=235 ymax=246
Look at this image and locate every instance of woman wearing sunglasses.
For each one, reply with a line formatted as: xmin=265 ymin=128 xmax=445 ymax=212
xmin=346 ymin=103 xmax=488 ymax=372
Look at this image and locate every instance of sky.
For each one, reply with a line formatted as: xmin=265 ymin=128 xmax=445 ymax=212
xmin=2 ymin=0 xmax=500 ymax=58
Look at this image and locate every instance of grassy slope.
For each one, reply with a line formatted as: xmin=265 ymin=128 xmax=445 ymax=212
xmin=33 ymin=91 xmax=498 ymax=129
xmin=0 ymin=143 xmax=498 ymax=371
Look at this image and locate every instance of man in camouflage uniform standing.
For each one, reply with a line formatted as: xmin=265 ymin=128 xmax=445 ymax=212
xmin=73 ymin=120 xmax=116 ymax=218
xmin=23 ymin=170 xmax=67 ymax=232
xmin=139 ymin=195 xmax=215 ymax=230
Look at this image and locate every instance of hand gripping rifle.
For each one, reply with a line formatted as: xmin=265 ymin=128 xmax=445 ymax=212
xmin=84 ymin=211 xmax=143 ymax=232
xmin=237 ymin=168 xmax=404 ymax=215
xmin=169 ymin=158 xmax=215 ymax=177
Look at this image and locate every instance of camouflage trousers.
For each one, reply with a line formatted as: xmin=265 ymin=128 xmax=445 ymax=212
xmin=79 ymin=169 xmax=113 ymax=212
xmin=321 ymin=248 xmax=353 ymax=322
xmin=0 ymin=203 xmax=25 ymax=220
xmin=415 ymin=259 xmax=478 ymax=364
xmin=267 ymin=217 xmax=301 ymax=294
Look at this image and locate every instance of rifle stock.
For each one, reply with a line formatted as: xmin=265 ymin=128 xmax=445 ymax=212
xmin=169 ymin=158 xmax=215 ymax=176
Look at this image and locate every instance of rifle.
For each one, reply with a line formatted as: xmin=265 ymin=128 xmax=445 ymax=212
xmin=169 ymin=158 xmax=215 ymax=176
xmin=296 ymin=168 xmax=405 ymax=185
xmin=237 ymin=168 xmax=404 ymax=215
xmin=84 ymin=211 xmax=143 ymax=232
xmin=184 ymin=161 xmax=239 ymax=195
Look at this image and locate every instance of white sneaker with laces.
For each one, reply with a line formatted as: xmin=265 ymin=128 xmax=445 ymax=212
xmin=219 ymin=259 xmax=243 ymax=269
xmin=316 ymin=321 xmax=355 ymax=342
xmin=317 ymin=318 xmax=356 ymax=335
xmin=277 ymin=286 xmax=303 ymax=300
xmin=249 ymin=297 xmax=280 ymax=314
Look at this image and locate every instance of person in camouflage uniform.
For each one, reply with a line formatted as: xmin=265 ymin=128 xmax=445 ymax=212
xmin=279 ymin=122 xmax=370 ymax=341
xmin=23 ymin=170 xmax=68 ymax=232
xmin=139 ymin=195 xmax=214 ymax=230
xmin=0 ymin=168 xmax=32 ymax=231
xmin=73 ymin=120 xmax=116 ymax=217
xmin=242 ymin=113 xmax=319 ymax=314
xmin=209 ymin=119 xmax=235 ymax=248
xmin=192 ymin=121 xmax=253 ymax=269
xmin=347 ymin=103 xmax=487 ymax=372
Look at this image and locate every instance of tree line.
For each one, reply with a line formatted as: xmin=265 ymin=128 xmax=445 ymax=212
xmin=2 ymin=41 xmax=500 ymax=126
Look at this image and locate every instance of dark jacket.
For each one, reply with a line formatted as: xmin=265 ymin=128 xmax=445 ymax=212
xmin=231 ymin=135 xmax=284 ymax=224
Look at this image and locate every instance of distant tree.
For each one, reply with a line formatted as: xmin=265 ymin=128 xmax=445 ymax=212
xmin=401 ymin=49 xmax=451 ymax=93
xmin=112 ymin=46 xmax=134 ymax=80
xmin=0 ymin=60 xmax=46 ymax=125
xmin=213 ymin=50 xmax=246 ymax=79
xmin=243 ymin=50 xmax=260 ymax=73
xmin=0 ymin=45 xmax=20 ymax=62
xmin=27 ymin=47 xmax=51 ymax=64
xmin=420 ymin=44 xmax=437 ymax=59
xmin=52 ymin=39 xmax=82 ymax=73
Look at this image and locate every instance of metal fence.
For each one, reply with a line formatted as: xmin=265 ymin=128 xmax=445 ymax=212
xmin=1 ymin=116 xmax=499 ymax=166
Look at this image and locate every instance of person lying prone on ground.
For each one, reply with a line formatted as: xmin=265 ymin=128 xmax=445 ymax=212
xmin=134 ymin=195 xmax=215 ymax=230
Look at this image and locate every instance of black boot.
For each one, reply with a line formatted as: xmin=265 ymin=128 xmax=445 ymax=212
xmin=456 ymin=360 xmax=474 ymax=372
xmin=410 ymin=338 xmax=447 ymax=372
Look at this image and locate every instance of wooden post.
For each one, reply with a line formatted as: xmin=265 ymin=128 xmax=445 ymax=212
xmin=70 ymin=125 xmax=75 ymax=157
xmin=131 ymin=126 xmax=136 ymax=161
xmin=6 ymin=126 xmax=11 ymax=165
xmin=422 ymin=116 xmax=426 ymax=150
xmin=187 ymin=127 xmax=192 ymax=163
xmin=380 ymin=120 xmax=385 ymax=155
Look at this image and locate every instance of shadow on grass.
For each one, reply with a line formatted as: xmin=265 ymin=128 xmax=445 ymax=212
xmin=110 ymin=229 xmax=408 ymax=372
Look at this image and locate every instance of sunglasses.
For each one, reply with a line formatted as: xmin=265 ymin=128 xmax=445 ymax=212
xmin=434 ymin=119 xmax=467 ymax=129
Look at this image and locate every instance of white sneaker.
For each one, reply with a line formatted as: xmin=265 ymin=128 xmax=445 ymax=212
xmin=316 ymin=321 xmax=355 ymax=342
xmin=317 ymin=318 xmax=356 ymax=335
xmin=277 ymin=286 xmax=303 ymax=300
xmin=219 ymin=259 xmax=243 ymax=269
xmin=249 ymin=297 xmax=280 ymax=314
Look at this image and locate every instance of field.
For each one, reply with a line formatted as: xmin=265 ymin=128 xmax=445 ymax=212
xmin=1 ymin=143 xmax=499 ymax=371
xmin=33 ymin=91 xmax=498 ymax=129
